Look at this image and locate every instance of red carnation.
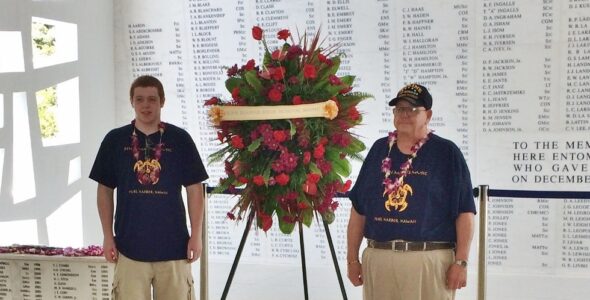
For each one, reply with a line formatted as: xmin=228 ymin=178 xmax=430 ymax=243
xmin=268 ymin=88 xmax=282 ymax=102
xmin=271 ymin=66 xmax=286 ymax=81
xmin=273 ymin=130 xmax=287 ymax=142
xmin=253 ymin=175 xmax=265 ymax=186
xmin=252 ymin=26 xmax=263 ymax=40
xmin=277 ymin=29 xmax=290 ymax=40
xmin=303 ymin=64 xmax=316 ymax=79
xmin=275 ymin=173 xmax=290 ymax=186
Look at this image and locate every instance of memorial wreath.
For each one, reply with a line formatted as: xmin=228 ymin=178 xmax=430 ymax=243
xmin=206 ymin=26 xmax=371 ymax=234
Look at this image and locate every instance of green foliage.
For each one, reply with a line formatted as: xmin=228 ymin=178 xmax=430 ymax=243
xmin=36 ymin=87 xmax=58 ymax=138
xmin=32 ymin=23 xmax=56 ymax=56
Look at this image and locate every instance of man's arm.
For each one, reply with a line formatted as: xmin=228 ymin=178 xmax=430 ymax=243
xmin=347 ymin=206 xmax=365 ymax=286
xmin=186 ymin=183 xmax=204 ymax=263
xmin=97 ymin=184 xmax=117 ymax=262
xmin=446 ymin=212 xmax=475 ymax=290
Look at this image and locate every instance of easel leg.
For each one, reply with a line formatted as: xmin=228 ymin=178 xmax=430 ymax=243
xmin=221 ymin=209 xmax=255 ymax=300
xmin=298 ymin=221 xmax=309 ymax=300
xmin=323 ymin=220 xmax=348 ymax=300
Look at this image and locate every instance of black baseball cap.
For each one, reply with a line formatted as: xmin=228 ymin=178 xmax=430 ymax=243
xmin=388 ymin=83 xmax=432 ymax=110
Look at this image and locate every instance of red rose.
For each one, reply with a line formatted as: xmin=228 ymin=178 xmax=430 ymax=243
xmin=303 ymin=152 xmax=311 ymax=164
xmin=275 ymin=173 xmax=290 ymax=186
xmin=340 ymin=180 xmax=352 ymax=193
xmin=253 ymin=175 xmax=265 ymax=186
xmin=259 ymin=212 xmax=273 ymax=232
xmin=232 ymin=86 xmax=240 ymax=100
xmin=302 ymin=182 xmax=317 ymax=195
xmin=238 ymin=177 xmax=249 ymax=184
xmin=306 ymin=173 xmax=321 ymax=184
xmin=243 ymin=59 xmax=255 ymax=70
xmin=303 ymin=64 xmax=316 ymax=79
xmin=277 ymin=29 xmax=290 ymax=40
xmin=271 ymin=49 xmax=286 ymax=61
xmin=205 ymin=96 xmax=219 ymax=106
xmin=313 ymin=144 xmax=325 ymax=159
xmin=252 ymin=26 xmax=263 ymax=40
xmin=292 ymin=95 xmax=302 ymax=105
xmin=268 ymin=88 xmax=282 ymax=102
xmin=230 ymin=135 xmax=245 ymax=149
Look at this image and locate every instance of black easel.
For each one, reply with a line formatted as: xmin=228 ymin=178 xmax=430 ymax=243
xmin=220 ymin=214 xmax=348 ymax=300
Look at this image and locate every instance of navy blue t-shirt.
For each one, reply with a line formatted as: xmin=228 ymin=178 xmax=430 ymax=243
xmin=349 ymin=134 xmax=476 ymax=242
xmin=89 ymin=123 xmax=209 ymax=262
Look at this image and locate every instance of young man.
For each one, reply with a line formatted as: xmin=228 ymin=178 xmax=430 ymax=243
xmin=347 ymin=83 xmax=476 ymax=300
xmin=90 ymin=75 xmax=208 ymax=299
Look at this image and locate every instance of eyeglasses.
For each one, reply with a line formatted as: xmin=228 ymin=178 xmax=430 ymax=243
xmin=392 ymin=106 xmax=426 ymax=116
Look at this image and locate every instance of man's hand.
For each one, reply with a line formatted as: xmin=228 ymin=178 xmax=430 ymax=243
xmin=103 ymin=237 xmax=118 ymax=263
xmin=446 ymin=263 xmax=467 ymax=290
xmin=186 ymin=235 xmax=202 ymax=263
xmin=347 ymin=261 xmax=363 ymax=286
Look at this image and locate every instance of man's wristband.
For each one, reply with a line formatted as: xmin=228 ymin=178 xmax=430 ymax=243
xmin=347 ymin=260 xmax=360 ymax=265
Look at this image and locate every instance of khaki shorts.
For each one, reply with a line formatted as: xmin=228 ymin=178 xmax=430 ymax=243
xmin=362 ymin=247 xmax=455 ymax=300
xmin=112 ymin=253 xmax=195 ymax=300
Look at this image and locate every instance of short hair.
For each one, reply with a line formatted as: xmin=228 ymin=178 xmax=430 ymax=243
xmin=129 ymin=75 xmax=165 ymax=99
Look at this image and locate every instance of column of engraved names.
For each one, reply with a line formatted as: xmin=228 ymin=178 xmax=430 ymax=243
xmin=560 ymin=199 xmax=590 ymax=271
xmin=454 ymin=3 xmax=471 ymax=158
xmin=564 ymin=2 xmax=590 ymax=132
xmin=0 ymin=260 xmax=11 ymax=299
xmin=377 ymin=0 xmax=392 ymax=135
xmin=325 ymin=1 xmax=356 ymax=79
xmin=51 ymin=262 xmax=79 ymax=299
xmin=487 ymin=198 xmax=513 ymax=266
xmin=536 ymin=0 xmax=556 ymax=132
xmin=480 ymin=1 xmax=523 ymax=133
xmin=127 ymin=23 xmax=162 ymax=78
xmin=187 ymin=0 xmax=225 ymax=180
xmin=400 ymin=5 xmax=442 ymax=86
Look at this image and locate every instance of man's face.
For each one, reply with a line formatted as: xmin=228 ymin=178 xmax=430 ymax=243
xmin=131 ymin=86 xmax=164 ymax=126
xmin=392 ymin=100 xmax=431 ymax=134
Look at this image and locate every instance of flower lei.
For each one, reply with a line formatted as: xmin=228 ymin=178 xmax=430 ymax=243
xmin=381 ymin=130 xmax=432 ymax=200
xmin=131 ymin=120 xmax=165 ymax=185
